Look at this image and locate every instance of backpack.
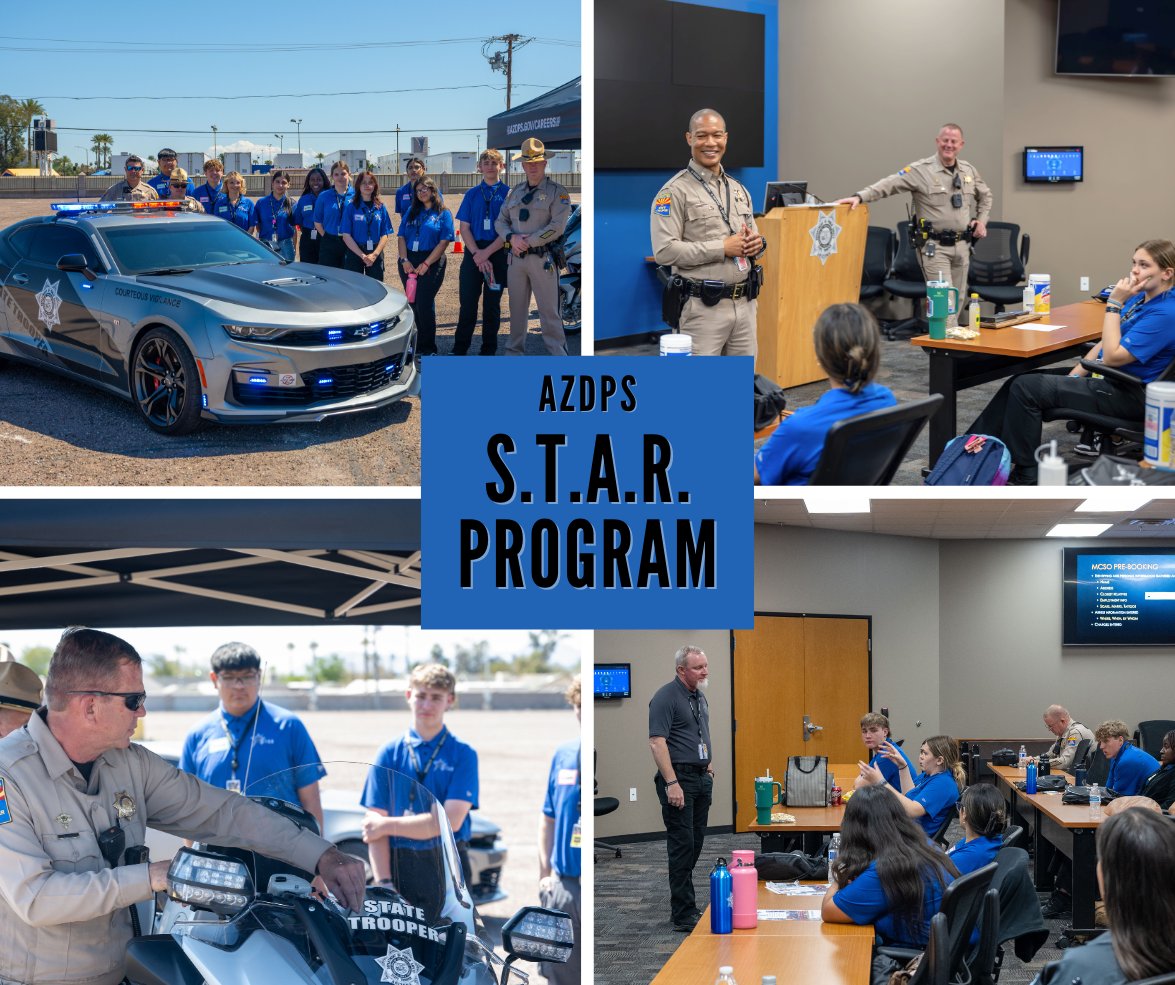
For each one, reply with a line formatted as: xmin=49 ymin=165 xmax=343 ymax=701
xmin=754 ymin=374 xmax=788 ymax=432
xmin=924 ymin=433 xmax=1011 ymax=486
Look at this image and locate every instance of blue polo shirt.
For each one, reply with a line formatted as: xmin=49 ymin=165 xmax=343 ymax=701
xmin=869 ymin=743 xmax=916 ymax=792
xmin=833 ymin=861 xmax=947 ymax=949
xmin=295 ymin=191 xmax=319 ymax=231
xmin=251 ymin=194 xmax=298 ymax=242
xmin=395 ymin=180 xmax=416 ymax=215
xmin=193 ymin=181 xmax=222 ymax=214
xmin=212 ymin=194 xmax=255 ymax=231
xmin=543 ymin=739 xmax=581 ymax=878
xmin=148 ymin=173 xmax=196 ymax=198
xmin=399 ymin=207 xmax=454 ymax=254
xmin=947 ymin=834 xmax=1002 ymax=875
xmin=1115 ymin=289 xmax=1175 ymax=382
xmin=341 ymin=199 xmax=393 ymax=247
xmin=179 ymin=699 xmax=326 ymax=806
xmin=455 ymin=180 xmax=509 ymax=242
xmin=754 ymin=384 xmax=897 ymax=486
xmin=1106 ymin=742 xmax=1161 ymax=796
xmin=361 ymin=726 xmax=478 ymax=843
xmin=907 ymin=770 xmax=960 ymax=838
xmin=313 ymin=187 xmax=355 ymax=236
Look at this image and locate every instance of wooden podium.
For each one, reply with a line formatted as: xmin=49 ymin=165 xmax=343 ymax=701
xmin=756 ymin=203 xmax=868 ymax=389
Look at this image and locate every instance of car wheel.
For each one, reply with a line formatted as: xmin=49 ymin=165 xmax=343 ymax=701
xmin=336 ymin=838 xmax=374 ymax=884
xmin=131 ymin=326 xmax=203 ymax=435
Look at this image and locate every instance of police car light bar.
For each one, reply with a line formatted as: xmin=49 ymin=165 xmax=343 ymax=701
xmin=130 ymin=201 xmax=186 ymax=211
xmin=51 ymin=202 xmax=118 ymax=213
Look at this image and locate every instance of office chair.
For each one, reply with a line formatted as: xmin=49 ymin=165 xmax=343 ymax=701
xmin=1085 ymin=746 xmax=1110 ymax=788
xmin=1002 ymin=825 xmax=1024 ymax=850
xmin=594 ymin=750 xmax=621 ymax=860
xmin=968 ymin=222 xmax=1030 ymax=313
xmin=969 ymin=889 xmax=1001 ymax=985
xmin=930 ymin=809 xmax=955 ymax=849
xmin=1135 ymin=720 xmax=1175 ymax=759
xmin=860 ymin=225 xmax=895 ymax=302
xmin=881 ymin=221 xmax=931 ymax=339
xmin=806 ymin=394 xmax=943 ymax=485
xmin=1071 ymin=737 xmax=1092 ymax=773
xmin=1133 ymin=974 xmax=1175 ymax=985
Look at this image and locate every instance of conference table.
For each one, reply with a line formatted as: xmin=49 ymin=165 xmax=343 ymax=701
xmin=989 ymin=764 xmax=1103 ymax=934
xmin=650 ymin=882 xmax=875 ymax=985
xmin=910 ymin=300 xmax=1106 ymax=466
xmin=746 ymin=763 xmax=856 ymax=853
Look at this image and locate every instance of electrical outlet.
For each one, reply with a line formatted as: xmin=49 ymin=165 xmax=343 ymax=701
xmin=1080 ymin=276 xmax=1090 ymax=292
xmin=629 ymin=787 xmax=638 ymax=802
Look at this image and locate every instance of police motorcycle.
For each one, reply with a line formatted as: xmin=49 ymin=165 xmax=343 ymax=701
xmin=553 ymin=206 xmax=581 ymax=334
xmin=126 ymin=763 xmax=572 ymax=985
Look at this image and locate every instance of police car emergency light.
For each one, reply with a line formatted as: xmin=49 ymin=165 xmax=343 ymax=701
xmin=167 ymin=847 xmax=255 ymax=916
xmin=501 ymin=906 xmax=574 ymax=964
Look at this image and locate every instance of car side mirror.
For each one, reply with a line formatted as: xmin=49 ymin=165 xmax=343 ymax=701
xmin=57 ymin=254 xmax=98 ymax=281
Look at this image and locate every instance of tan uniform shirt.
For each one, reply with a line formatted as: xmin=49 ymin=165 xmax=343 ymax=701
xmin=1046 ymin=721 xmax=1095 ymax=772
xmin=99 ymin=180 xmax=159 ymax=203
xmin=651 ymin=160 xmax=760 ymax=286
xmin=494 ymin=175 xmax=572 ymax=249
xmin=0 ymin=712 xmax=330 ymax=985
xmin=856 ymin=154 xmax=992 ymax=234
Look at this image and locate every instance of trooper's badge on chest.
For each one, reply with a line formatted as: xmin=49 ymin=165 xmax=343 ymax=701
xmin=113 ymin=791 xmax=137 ymax=821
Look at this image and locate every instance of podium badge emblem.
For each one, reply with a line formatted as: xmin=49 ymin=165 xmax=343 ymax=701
xmin=808 ymin=210 xmax=842 ymax=266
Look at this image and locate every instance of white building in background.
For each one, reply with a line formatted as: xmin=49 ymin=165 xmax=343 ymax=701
xmin=273 ymin=153 xmax=305 ymax=169
xmin=325 ymin=149 xmax=369 ymax=171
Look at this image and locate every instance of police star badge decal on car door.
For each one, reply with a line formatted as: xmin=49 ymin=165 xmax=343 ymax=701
xmin=35 ymin=279 xmax=61 ymax=330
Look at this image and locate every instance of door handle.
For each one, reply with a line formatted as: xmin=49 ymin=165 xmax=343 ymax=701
xmin=802 ymin=715 xmax=824 ymax=742
xmin=11 ymin=274 xmax=29 ymax=285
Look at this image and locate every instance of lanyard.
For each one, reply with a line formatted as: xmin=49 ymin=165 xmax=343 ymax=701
xmin=360 ymin=202 xmax=379 ymax=235
xmin=688 ymin=690 xmax=706 ymax=737
xmin=408 ymin=728 xmax=449 ymax=784
xmin=335 ymin=189 xmax=348 ymax=222
xmin=689 ymin=166 xmax=736 ymax=235
xmin=269 ymin=195 xmax=287 ymax=233
xmin=221 ymin=701 xmax=262 ymax=773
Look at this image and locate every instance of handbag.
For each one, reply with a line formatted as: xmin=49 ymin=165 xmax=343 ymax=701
xmin=753 ymin=851 xmax=828 ymax=881
xmin=1015 ymin=775 xmax=1067 ymax=793
xmin=1061 ymin=785 xmax=1118 ymax=805
xmin=784 ymin=755 xmax=831 ymax=807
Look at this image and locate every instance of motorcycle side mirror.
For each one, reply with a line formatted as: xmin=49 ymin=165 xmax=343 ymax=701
xmin=501 ymin=905 xmax=574 ymax=965
xmin=167 ymin=846 xmax=256 ymax=916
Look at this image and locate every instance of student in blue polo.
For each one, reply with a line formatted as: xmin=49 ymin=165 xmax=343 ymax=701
xmin=313 ymin=159 xmax=354 ymax=269
xmin=295 ymin=166 xmax=328 ymax=264
xmin=249 ymin=169 xmax=298 ymax=261
xmin=340 ymin=170 xmax=393 ymax=279
xmin=453 ymin=149 xmax=510 ymax=355
xmin=1098 ymin=718 xmax=1160 ymax=796
xmin=394 ymin=158 xmax=426 ymax=218
xmin=857 ymin=733 xmax=964 ymax=839
xmin=212 ymin=171 xmax=255 ymax=232
xmin=947 ymin=784 xmax=1005 ymax=875
xmin=147 ymin=147 xmax=195 ymax=198
xmin=398 ymin=176 xmax=454 ymax=356
xmin=860 ymin=711 xmax=914 ymax=792
xmin=179 ymin=641 xmax=326 ymax=833
xmin=192 ymin=158 xmax=224 ymax=214
xmin=360 ymin=664 xmax=478 ymax=918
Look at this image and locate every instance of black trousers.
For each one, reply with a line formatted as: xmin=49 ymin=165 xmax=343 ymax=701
xmin=298 ymin=229 xmax=320 ymax=265
xmin=344 ymin=249 xmax=386 ymax=280
xmin=398 ymin=251 xmax=446 ymax=355
xmin=453 ymin=245 xmax=508 ymax=355
xmin=654 ymin=766 xmax=712 ymax=924
xmin=318 ymin=232 xmax=346 ymax=269
xmin=968 ymin=367 xmax=1145 ymax=475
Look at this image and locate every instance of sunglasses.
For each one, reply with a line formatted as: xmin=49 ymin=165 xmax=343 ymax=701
xmin=67 ymin=689 xmax=147 ymax=710
xmin=519 ymin=188 xmax=538 ymax=222
xmin=170 ymin=181 xmax=187 ymax=187
xmin=126 ymin=165 xmax=143 ymax=172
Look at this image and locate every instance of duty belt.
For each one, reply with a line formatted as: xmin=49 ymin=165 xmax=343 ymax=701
xmin=672 ymin=762 xmax=709 ymax=774
xmin=682 ymin=278 xmax=751 ymax=300
xmin=926 ymin=228 xmax=972 ymax=246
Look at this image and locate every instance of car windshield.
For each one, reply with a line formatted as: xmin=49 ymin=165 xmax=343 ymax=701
xmin=99 ymin=220 xmax=281 ymax=274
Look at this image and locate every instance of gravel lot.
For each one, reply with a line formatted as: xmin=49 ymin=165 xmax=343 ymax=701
xmin=0 ymin=193 xmax=580 ymax=486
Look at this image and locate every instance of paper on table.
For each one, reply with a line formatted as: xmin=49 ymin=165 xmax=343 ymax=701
xmin=758 ymin=909 xmax=823 ymax=921
xmin=765 ymin=881 xmax=830 ymax=896
xmin=1018 ymin=323 xmax=1067 ymax=332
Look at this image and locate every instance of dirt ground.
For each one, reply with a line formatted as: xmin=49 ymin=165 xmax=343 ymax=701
xmin=0 ymin=192 xmax=581 ymax=485
xmin=143 ymin=707 xmax=579 ymax=973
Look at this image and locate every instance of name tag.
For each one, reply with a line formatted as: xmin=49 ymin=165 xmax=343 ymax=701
xmin=208 ymin=736 xmax=231 ymax=754
xmin=483 ymin=218 xmax=492 ymax=232
xmin=557 ymin=768 xmax=578 ymax=786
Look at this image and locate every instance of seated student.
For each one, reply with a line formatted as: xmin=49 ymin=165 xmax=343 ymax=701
xmin=947 ymin=784 xmax=1005 ymax=875
xmin=1137 ymin=728 xmax=1175 ymax=810
xmin=857 ymin=734 xmax=964 ymax=839
xmin=754 ymin=303 xmax=896 ymax=485
xmin=860 ymin=712 xmax=914 ymax=791
xmin=1097 ymin=718 xmax=1160 ymax=796
xmin=968 ymin=239 xmax=1175 ymax=484
xmin=822 ymin=785 xmax=958 ymax=974
xmin=1033 ymin=808 xmax=1175 ymax=984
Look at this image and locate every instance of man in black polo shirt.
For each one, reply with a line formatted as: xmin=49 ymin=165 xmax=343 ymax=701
xmin=648 ymin=644 xmax=714 ymax=931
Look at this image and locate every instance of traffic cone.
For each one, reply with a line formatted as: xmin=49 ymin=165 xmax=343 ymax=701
xmin=452 ymin=233 xmax=463 ymax=255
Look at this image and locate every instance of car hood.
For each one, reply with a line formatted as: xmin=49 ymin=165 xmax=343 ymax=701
xmin=135 ymin=262 xmax=393 ymax=314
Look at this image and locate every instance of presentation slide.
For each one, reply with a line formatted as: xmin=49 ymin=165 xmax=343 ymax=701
xmin=594 ymin=663 xmax=632 ymax=699
xmin=1064 ymin=549 xmax=1175 ymax=645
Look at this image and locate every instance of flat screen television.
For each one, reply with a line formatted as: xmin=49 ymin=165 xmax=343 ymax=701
xmin=1024 ymin=147 xmax=1084 ymax=183
xmin=1062 ymin=547 xmax=1175 ymax=646
xmin=594 ymin=662 xmax=632 ymax=700
xmin=1057 ymin=0 xmax=1175 ymax=77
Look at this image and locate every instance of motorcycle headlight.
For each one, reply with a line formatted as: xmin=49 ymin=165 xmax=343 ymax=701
xmin=223 ymin=324 xmax=289 ymax=341
xmin=167 ymin=847 xmax=255 ymax=916
xmin=501 ymin=906 xmax=575 ymax=964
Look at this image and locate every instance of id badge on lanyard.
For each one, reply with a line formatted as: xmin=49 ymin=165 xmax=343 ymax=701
xmin=570 ymin=820 xmax=582 ymax=848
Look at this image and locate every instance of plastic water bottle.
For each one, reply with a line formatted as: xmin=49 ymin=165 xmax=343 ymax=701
xmin=714 ymin=966 xmax=737 ymax=985
xmin=1018 ymin=745 xmax=1028 ymax=770
xmin=827 ymin=833 xmax=841 ymax=867
xmin=710 ymin=858 xmax=733 ymax=934
xmin=969 ymin=292 xmax=981 ymax=332
xmin=1026 ymin=759 xmax=1038 ymax=795
xmin=1022 ymin=283 xmax=1034 ymax=314
xmin=1090 ymin=783 xmax=1102 ymax=818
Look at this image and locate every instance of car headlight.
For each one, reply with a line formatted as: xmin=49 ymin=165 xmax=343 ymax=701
xmin=167 ymin=847 xmax=255 ymax=916
xmin=223 ymin=324 xmax=289 ymax=341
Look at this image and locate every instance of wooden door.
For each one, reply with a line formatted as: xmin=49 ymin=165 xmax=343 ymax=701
xmin=731 ymin=613 xmax=871 ymax=832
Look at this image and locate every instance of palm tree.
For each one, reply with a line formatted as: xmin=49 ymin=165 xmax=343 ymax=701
xmin=19 ymin=97 xmax=45 ymax=167
xmin=91 ymin=133 xmax=113 ymax=170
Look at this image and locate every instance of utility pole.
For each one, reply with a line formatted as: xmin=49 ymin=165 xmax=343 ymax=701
xmin=290 ymin=118 xmax=302 ymax=157
xmin=211 ymin=125 xmax=218 ymax=159
xmin=395 ymin=124 xmax=401 ymax=173
xmin=484 ymin=34 xmax=533 ymax=110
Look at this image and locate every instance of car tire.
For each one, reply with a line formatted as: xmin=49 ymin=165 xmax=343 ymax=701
xmin=336 ymin=838 xmax=374 ymax=885
xmin=131 ymin=326 xmax=204 ymax=435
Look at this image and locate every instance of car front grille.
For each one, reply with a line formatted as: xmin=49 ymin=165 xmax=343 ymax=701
xmin=231 ymin=354 xmax=407 ymax=406
xmin=472 ymin=866 xmax=502 ymax=893
xmin=266 ymin=316 xmax=401 ymax=347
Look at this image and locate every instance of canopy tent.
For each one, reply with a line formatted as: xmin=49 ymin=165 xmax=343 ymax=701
xmin=486 ymin=77 xmax=581 ymax=150
xmin=0 ymin=500 xmax=420 ymax=629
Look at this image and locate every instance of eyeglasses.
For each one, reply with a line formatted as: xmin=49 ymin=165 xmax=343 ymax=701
xmin=217 ymin=673 xmax=261 ymax=687
xmin=67 ymin=690 xmax=147 ymax=710
xmin=126 ymin=165 xmax=143 ymax=172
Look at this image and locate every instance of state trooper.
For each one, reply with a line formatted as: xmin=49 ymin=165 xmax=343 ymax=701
xmin=837 ymin=123 xmax=993 ymax=327
xmin=650 ymin=108 xmax=765 ymax=356
xmin=495 ymin=138 xmax=572 ymax=355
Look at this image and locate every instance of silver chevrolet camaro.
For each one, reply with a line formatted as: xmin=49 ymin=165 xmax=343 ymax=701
xmin=0 ymin=201 xmax=418 ymax=435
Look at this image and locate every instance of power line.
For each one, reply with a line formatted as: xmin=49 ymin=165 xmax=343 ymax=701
xmin=56 ymin=126 xmax=494 ymax=136
xmin=0 ymin=35 xmax=577 ymax=54
xmin=28 ymin=83 xmax=551 ymax=102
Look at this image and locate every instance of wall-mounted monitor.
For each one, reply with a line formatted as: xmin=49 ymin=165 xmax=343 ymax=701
xmin=1057 ymin=0 xmax=1175 ymax=77
xmin=1024 ymin=147 xmax=1084 ymax=183
xmin=1062 ymin=547 xmax=1175 ymax=646
xmin=594 ymin=663 xmax=632 ymax=700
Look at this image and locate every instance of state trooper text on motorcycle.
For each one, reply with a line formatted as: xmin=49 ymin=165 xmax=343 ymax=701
xmin=349 ymin=899 xmax=443 ymax=942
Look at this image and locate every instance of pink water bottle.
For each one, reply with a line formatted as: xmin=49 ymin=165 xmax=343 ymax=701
xmin=406 ymin=272 xmax=418 ymax=302
xmin=731 ymin=857 xmax=758 ymax=929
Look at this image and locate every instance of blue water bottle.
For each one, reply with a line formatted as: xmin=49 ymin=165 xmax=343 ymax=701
xmin=1026 ymin=759 xmax=1038 ymax=795
xmin=710 ymin=857 xmax=733 ymax=934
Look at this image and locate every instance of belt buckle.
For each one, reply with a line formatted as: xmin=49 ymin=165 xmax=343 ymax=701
xmin=731 ymin=283 xmax=745 ymax=300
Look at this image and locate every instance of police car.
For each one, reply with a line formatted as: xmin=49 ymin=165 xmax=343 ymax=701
xmin=0 ymin=201 xmax=417 ymax=435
